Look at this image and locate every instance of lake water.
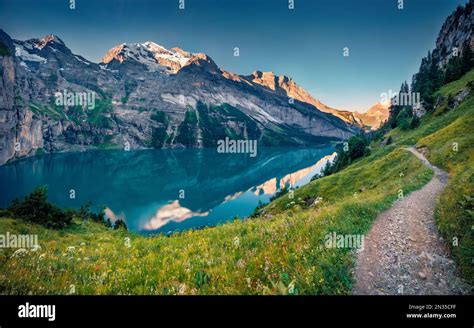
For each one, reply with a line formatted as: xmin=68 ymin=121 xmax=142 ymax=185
xmin=0 ymin=146 xmax=335 ymax=234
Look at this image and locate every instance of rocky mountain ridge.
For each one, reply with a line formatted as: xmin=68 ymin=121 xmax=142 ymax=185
xmin=0 ymin=30 xmax=363 ymax=165
xmin=243 ymin=70 xmax=364 ymax=127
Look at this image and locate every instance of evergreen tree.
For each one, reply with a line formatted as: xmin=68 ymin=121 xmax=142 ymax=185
xmin=461 ymin=44 xmax=473 ymax=73
xmin=388 ymin=81 xmax=415 ymax=128
xmin=410 ymin=115 xmax=420 ymax=129
xmin=444 ymin=56 xmax=464 ymax=83
xmin=114 ymin=219 xmax=128 ymax=230
xmin=8 ymin=187 xmax=73 ymax=229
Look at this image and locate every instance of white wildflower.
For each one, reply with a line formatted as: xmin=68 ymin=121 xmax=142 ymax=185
xmin=233 ymin=236 xmax=240 ymax=247
xmin=178 ymin=284 xmax=186 ymax=295
xmin=311 ymin=197 xmax=323 ymax=207
xmin=246 ymin=278 xmax=251 ymax=287
xmin=10 ymin=248 xmax=28 ymax=258
xmin=288 ymin=280 xmax=296 ymax=295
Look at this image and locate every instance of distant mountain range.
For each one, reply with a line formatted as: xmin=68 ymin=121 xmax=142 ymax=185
xmin=0 ymin=29 xmax=386 ymax=165
xmin=355 ymin=102 xmax=390 ymax=130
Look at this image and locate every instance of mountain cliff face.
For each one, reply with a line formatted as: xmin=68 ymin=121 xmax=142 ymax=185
xmin=0 ymin=30 xmax=44 ymax=165
xmin=434 ymin=0 xmax=473 ymax=68
xmin=0 ymin=49 xmax=17 ymax=165
xmin=345 ymin=2 xmax=471 ymax=130
xmin=0 ymin=30 xmax=360 ymax=165
xmin=390 ymin=0 xmax=473 ymax=120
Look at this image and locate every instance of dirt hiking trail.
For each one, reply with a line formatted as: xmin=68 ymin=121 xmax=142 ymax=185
xmin=353 ymin=147 xmax=471 ymax=295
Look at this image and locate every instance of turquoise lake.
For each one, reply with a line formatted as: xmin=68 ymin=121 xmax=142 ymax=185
xmin=0 ymin=146 xmax=335 ymax=234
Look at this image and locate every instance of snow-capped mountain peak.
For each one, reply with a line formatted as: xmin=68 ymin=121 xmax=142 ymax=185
xmin=141 ymin=41 xmax=169 ymax=54
xmin=13 ymin=33 xmax=72 ymax=67
xmin=36 ymin=34 xmax=65 ymax=49
xmin=102 ymin=41 xmax=195 ymax=72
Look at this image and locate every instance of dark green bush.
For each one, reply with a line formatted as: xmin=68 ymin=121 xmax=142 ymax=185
xmin=410 ymin=115 xmax=420 ymax=128
xmin=8 ymin=186 xmax=73 ymax=229
xmin=113 ymin=219 xmax=128 ymax=230
xmin=320 ymin=135 xmax=370 ymax=178
xmin=7 ymin=187 xmax=109 ymax=229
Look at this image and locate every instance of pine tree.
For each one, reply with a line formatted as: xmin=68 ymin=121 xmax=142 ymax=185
xmin=461 ymin=44 xmax=473 ymax=73
xmin=410 ymin=115 xmax=420 ymax=129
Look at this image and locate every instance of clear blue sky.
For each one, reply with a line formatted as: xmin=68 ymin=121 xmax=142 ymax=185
xmin=0 ymin=0 xmax=468 ymax=112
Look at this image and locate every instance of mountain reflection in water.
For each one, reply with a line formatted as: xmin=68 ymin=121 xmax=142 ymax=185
xmin=0 ymin=146 xmax=335 ymax=234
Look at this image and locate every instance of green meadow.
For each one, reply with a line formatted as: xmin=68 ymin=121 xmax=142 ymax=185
xmin=1 ymin=70 xmax=472 ymax=295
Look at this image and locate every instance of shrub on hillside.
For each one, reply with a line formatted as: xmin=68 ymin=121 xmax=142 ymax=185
xmin=409 ymin=115 xmax=420 ymax=129
xmin=76 ymin=202 xmax=105 ymax=223
xmin=8 ymin=186 xmax=73 ymax=229
xmin=113 ymin=219 xmax=128 ymax=230
xmin=317 ymin=135 xmax=370 ymax=178
xmin=7 ymin=187 xmax=110 ymax=229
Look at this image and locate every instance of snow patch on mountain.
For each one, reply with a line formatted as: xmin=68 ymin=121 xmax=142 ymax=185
xmin=102 ymin=41 xmax=194 ymax=72
xmin=74 ymin=55 xmax=90 ymax=65
xmin=161 ymin=93 xmax=198 ymax=108
xmin=14 ymin=43 xmax=47 ymax=63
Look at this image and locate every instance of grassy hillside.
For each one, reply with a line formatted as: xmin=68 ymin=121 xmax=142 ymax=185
xmin=0 ymin=70 xmax=472 ymax=295
xmin=0 ymin=149 xmax=432 ymax=295
xmin=387 ymin=69 xmax=474 ymax=283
